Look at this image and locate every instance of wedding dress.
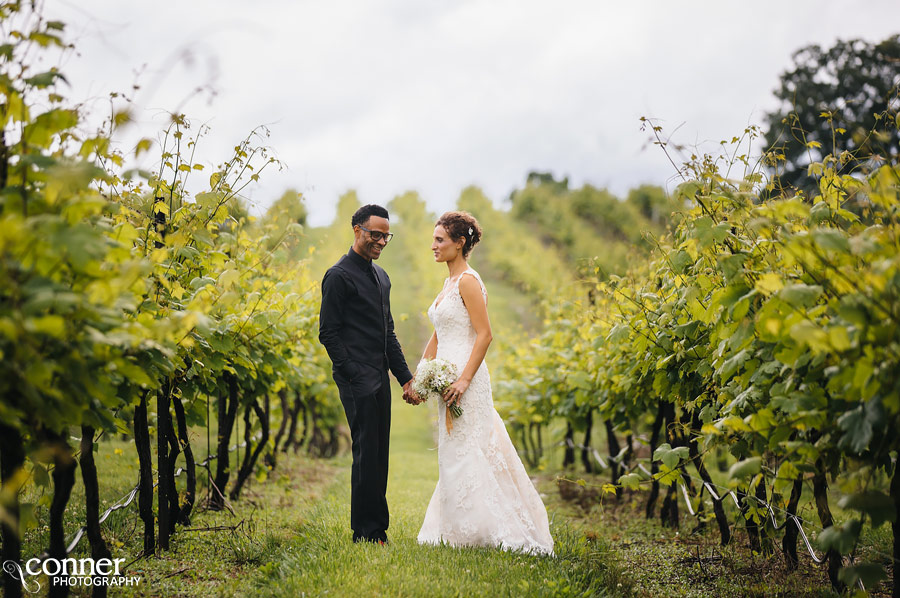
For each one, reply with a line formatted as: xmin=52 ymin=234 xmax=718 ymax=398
xmin=416 ymin=268 xmax=554 ymax=556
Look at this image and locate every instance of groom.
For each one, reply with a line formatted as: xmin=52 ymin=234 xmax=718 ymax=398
xmin=318 ymin=204 xmax=420 ymax=545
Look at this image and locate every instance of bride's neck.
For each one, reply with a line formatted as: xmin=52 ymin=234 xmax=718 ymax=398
xmin=446 ymin=256 xmax=468 ymax=278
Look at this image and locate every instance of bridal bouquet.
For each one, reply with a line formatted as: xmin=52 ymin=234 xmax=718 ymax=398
xmin=414 ymin=358 xmax=463 ymax=431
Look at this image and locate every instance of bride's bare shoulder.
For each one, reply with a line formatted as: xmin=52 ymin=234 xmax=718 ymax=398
xmin=460 ymin=270 xmax=486 ymax=291
xmin=457 ymin=272 xmax=488 ymax=307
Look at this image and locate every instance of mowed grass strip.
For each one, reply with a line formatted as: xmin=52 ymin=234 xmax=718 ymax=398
xmin=245 ymin=392 xmax=621 ymax=598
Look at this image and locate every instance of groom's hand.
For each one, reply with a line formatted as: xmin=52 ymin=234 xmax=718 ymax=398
xmin=402 ymin=380 xmax=422 ymax=405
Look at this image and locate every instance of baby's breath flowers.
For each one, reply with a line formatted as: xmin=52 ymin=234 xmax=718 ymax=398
xmin=414 ymin=358 xmax=463 ymax=432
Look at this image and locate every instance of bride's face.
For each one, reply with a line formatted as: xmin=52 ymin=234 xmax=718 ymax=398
xmin=432 ymin=225 xmax=462 ymax=262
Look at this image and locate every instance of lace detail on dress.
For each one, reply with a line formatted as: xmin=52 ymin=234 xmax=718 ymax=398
xmin=417 ymin=268 xmax=554 ymax=556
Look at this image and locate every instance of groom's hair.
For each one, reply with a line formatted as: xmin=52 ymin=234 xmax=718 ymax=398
xmin=351 ymin=204 xmax=389 ymax=227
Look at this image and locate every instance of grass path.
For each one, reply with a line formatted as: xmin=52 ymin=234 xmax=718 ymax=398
xmin=238 ymin=391 xmax=618 ymax=597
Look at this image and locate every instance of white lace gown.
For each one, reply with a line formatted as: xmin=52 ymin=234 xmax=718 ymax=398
xmin=416 ymin=268 xmax=554 ymax=556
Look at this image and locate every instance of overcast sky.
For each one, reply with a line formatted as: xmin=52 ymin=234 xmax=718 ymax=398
xmin=47 ymin=1 xmax=900 ymax=226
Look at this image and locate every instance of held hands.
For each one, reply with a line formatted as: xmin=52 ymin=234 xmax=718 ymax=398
xmin=402 ymin=379 xmax=424 ymax=405
xmin=442 ymin=378 xmax=470 ymax=408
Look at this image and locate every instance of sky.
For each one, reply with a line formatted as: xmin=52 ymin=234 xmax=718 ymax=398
xmin=45 ymin=1 xmax=900 ymax=226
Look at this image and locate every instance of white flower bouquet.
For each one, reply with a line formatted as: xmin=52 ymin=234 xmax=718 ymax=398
xmin=414 ymin=358 xmax=463 ymax=427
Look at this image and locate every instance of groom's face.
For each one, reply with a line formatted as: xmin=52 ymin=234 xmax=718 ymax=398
xmin=353 ymin=216 xmax=390 ymax=261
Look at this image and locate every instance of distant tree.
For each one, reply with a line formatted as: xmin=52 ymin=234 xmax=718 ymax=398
xmin=763 ymin=35 xmax=900 ymax=195
xmin=525 ymin=170 xmax=569 ymax=191
xmin=262 ymin=189 xmax=307 ymax=251
xmin=625 ymin=185 xmax=675 ymax=227
xmin=334 ymin=190 xmax=362 ymax=226
xmin=214 ymin=196 xmax=249 ymax=233
xmin=266 ymin=189 xmax=308 ymax=227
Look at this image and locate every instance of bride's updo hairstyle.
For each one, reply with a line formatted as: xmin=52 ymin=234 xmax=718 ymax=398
xmin=436 ymin=211 xmax=482 ymax=259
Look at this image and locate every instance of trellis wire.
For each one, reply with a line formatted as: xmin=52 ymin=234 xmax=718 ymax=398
xmin=33 ymin=432 xmax=263 ymax=561
xmin=558 ymin=436 xmax=895 ymax=576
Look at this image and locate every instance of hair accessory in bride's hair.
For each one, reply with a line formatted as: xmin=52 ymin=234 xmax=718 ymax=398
xmin=468 ymin=226 xmax=473 ymax=237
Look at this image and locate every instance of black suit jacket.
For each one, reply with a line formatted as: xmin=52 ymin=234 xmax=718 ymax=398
xmin=318 ymin=248 xmax=413 ymax=396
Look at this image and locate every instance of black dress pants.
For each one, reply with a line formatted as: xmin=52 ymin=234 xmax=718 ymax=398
xmin=336 ymin=369 xmax=391 ymax=542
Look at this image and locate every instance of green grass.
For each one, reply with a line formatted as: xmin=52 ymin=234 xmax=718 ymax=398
xmin=237 ymin=389 xmax=620 ymax=597
xmin=215 ymin=390 xmax=611 ymax=596
xmin=14 ymin=389 xmax=619 ymax=597
xmin=111 ymin=448 xmax=338 ymax=597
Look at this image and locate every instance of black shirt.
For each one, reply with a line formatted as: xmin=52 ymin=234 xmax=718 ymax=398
xmin=318 ymin=247 xmax=413 ymax=394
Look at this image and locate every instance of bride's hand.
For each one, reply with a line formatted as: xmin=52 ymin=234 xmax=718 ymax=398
xmin=443 ymin=378 xmax=469 ymax=406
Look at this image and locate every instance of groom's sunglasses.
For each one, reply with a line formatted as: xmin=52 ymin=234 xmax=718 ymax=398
xmin=358 ymin=225 xmax=393 ymax=243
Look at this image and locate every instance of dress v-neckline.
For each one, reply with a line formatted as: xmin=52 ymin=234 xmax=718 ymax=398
xmin=433 ymin=269 xmax=471 ymax=310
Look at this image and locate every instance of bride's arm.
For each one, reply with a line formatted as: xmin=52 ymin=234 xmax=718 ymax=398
xmin=443 ymin=275 xmax=492 ymax=406
xmin=421 ymin=331 xmax=438 ymax=361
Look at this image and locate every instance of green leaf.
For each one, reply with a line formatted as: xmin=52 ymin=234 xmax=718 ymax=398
xmin=838 ymin=296 xmax=868 ymax=326
xmin=730 ymin=289 xmax=756 ymax=320
xmin=667 ymin=446 xmax=689 ymax=469
xmin=18 ymin=503 xmax=37 ymax=532
xmin=653 ymin=442 xmax=672 ymax=460
xmin=828 ymin=326 xmax=851 ymax=351
xmin=728 ymin=457 xmax=761 ymax=480
xmin=719 ymin=349 xmax=749 ymax=381
xmin=774 ymin=461 xmax=800 ymax=495
xmin=778 ymin=283 xmax=822 ymax=308
xmin=191 ymin=226 xmax=216 ymax=247
xmin=115 ymin=359 xmax=153 ymax=388
xmin=606 ymin=323 xmax=629 ymax=343
xmin=218 ymin=268 xmax=240 ymax=289
xmin=32 ymin=463 xmax=50 ymax=487
xmin=670 ymin=250 xmax=692 ymax=274
xmin=837 ymin=402 xmax=880 ymax=454
xmin=24 ymin=315 xmax=66 ymax=338
xmin=717 ymin=283 xmax=751 ymax=309
xmin=692 ymin=216 xmax=713 ymax=239
xmin=710 ymin=222 xmax=730 ymax=242
xmin=618 ymin=473 xmax=641 ymax=490
xmin=25 ymin=69 xmax=67 ymax=88
xmin=838 ymin=491 xmax=895 ymax=528
xmin=23 ymin=108 xmax=78 ymax=147
xmin=135 ymin=138 xmax=154 ymax=157
xmin=816 ymin=519 xmax=861 ymax=554
xmin=811 ymin=229 xmax=849 ymax=253
xmin=189 ymin=276 xmax=215 ymax=290
xmin=569 ymin=370 xmax=592 ymax=390
xmin=692 ymin=217 xmax=731 ymax=248
xmin=718 ymin=253 xmax=747 ymax=280
xmin=655 ymin=464 xmax=680 ymax=487
xmin=838 ymin=562 xmax=887 ymax=589
xmin=674 ymin=180 xmax=702 ymax=202
xmin=788 ymin=321 xmax=829 ymax=352
xmin=808 ymin=201 xmax=831 ymax=224
xmin=653 ymin=443 xmax=690 ymax=469
xmin=673 ymin=320 xmax=700 ymax=339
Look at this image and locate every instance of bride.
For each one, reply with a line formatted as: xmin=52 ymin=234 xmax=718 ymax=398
xmin=415 ymin=210 xmax=554 ymax=556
